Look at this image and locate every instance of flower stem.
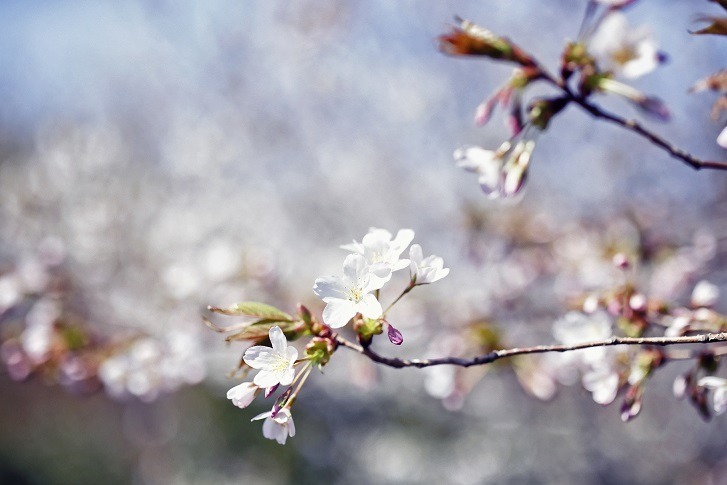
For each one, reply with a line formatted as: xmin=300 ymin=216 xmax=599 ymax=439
xmin=334 ymin=332 xmax=727 ymax=369
xmin=383 ymin=283 xmax=414 ymax=316
xmin=285 ymin=363 xmax=313 ymax=408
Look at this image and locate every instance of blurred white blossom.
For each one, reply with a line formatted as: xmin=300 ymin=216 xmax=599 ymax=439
xmin=583 ymin=365 xmax=620 ymax=405
xmin=691 ymin=280 xmax=719 ymax=308
xmin=589 ymin=12 xmax=663 ymax=79
xmin=698 ymin=376 xmax=727 ymax=415
xmin=409 ymin=244 xmax=449 ymax=285
xmin=719 ymin=126 xmax=727 ymax=149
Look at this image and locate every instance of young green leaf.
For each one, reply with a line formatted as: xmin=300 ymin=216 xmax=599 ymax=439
xmin=208 ymin=302 xmax=294 ymax=321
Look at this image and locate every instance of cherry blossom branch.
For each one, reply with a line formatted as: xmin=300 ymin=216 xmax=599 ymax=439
xmin=569 ymin=95 xmax=727 ymax=171
xmin=537 ymin=71 xmax=727 ymax=171
xmin=334 ymin=331 xmax=727 ymax=369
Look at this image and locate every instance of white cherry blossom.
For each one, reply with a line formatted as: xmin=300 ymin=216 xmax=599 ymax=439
xmin=313 ymin=254 xmax=384 ymax=328
xmin=252 ymin=407 xmax=296 ymax=445
xmin=226 ymin=381 xmax=259 ymax=409
xmin=243 ymin=326 xmax=298 ymax=388
xmin=454 ymin=140 xmax=535 ymax=199
xmin=454 ymin=145 xmax=504 ymax=198
xmin=409 ymin=244 xmax=449 ymax=285
xmin=589 ymin=12 xmax=663 ymax=79
xmin=341 ymin=228 xmax=414 ymax=287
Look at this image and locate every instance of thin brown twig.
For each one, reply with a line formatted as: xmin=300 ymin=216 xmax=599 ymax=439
xmin=571 ymin=96 xmax=727 ymax=171
xmin=334 ymin=332 xmax=727 ymax=369
xmin=536 ymin=71 xmax=727 ymax=171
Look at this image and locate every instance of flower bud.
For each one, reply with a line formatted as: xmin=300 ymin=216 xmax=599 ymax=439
xmin=297 ymin=303 xmax=312 ymax=325
xmin=305 ymin=337 xmax=335 ymax=367
xmin=387 ymin=322 xmax=404 ymax=346
xmin=528 ymin=97 xmax=569 ymax=131
xmin=439 ymin=17 xmax=538 ymax=68
xmin=612 ymin=253 xmax=630 ymax=269
xmin=560 ymin=42 xmax=597 ymax=81
xmin=620 ymin=385 xmax=643 ymax=422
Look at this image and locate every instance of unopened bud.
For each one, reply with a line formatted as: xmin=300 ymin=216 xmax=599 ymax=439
xmin=387 ymin=323 xmax=404 ymax=346
xmin=439 ymin=17 xmax=538 ymax=68
xmin=612 ymin=253 xmax=630 ymax=269
xmin=297 ymin=304 xmax=312 ymax=325
xmin=528 ymin=97 xmax=569 ymax=131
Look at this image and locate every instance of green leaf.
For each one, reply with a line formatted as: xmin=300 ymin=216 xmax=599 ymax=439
xmin=208 ymin=302 xmax=293 ymax=321
xmin=225 ymin=320 xmax=299 ymax=343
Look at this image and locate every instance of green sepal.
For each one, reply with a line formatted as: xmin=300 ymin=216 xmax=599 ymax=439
xmin=355 ymin=317 xmax=383 ymax=342
xmin=305 ymin=337 xmax=335 ymax=368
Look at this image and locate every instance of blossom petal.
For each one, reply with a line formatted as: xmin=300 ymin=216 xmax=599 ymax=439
xmin=313 ymin=276 xmax=347 ymax=301
xmin=391 ymin=259 xmax=410 ymax=272
xmin=251 ymin=410 xmax=272 ymax=421
xmin=454 ymin=146 xmax=496 ymax=172
xmin=718 ymin=126 xmax=727 ymax=149
xmin=698 ymin=376 xmax=727 ymax=389
xmin=392 ymin=229 xmax=415 ymax=253
xmin=243 ymin=346 xmax=275 ymax=368
xmin=262 ymin=416 xmax=288 ymax=444
xmin=322 ymin=299 xmax=358 ymax=328
xmin=342 ymin=254 xmax=367 ymax=283
xmin=364 ymin=228 xmax=392 ymax=242
xmin=253 ymin=369 xmax=285 ymax=388
xmin=269 ymin=326 xmax=287 ymax=353
xmin=358 ymin=293 xmax=383 ymax=320
xmin=227 ymin=382 xmax=258 ymax=409
xmin=278 ymin=367 xmax=296 ymax=387
xmin=409 ymin=244 xmax=423 ymax=267
xmin=478 ymin=171 xmax=502 ymax=198
xmin=340 ymin=241 xmax=364 ymax=254
xmin=714 ymin=386 xmax=727 ymax=415
xmin=369 ymin=262 xmax=391 ymax=278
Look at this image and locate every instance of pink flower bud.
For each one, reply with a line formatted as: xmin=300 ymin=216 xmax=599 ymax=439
xmin=612 ymin=253 xmax=630 ymax=269
xmin=387 ymin=323 xmax=404 ymax=346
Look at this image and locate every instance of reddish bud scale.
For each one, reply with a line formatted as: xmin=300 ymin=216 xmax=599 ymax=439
xmin=438 ymin=20 xmax=538 ymax=68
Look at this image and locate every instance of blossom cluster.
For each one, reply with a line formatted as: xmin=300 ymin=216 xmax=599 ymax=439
xmin=314 ymin=228 xmax=448 ymax=334
xmin=217 ymin=228 xmax=450 ymax=444
xmin=0 ymin=240 xmax=206 ymax=401
xmin=688 ymin=0 xmax=727 ymax=149
xmin=446 ymin=0 xmax=672 ymax=199
xmin=547 ymin=262 xmax=727 ymax=421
